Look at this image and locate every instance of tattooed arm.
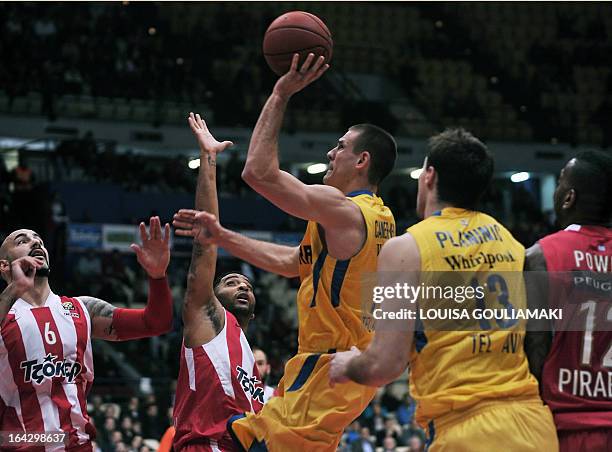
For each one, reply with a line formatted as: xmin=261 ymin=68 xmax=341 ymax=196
xmin=182 ymin=113 xmax=234 ymax=347
xmin=78 ymin=296 xmax=119 ymax=340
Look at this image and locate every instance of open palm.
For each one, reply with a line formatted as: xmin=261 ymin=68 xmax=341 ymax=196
xmin=189 ymin=112 xmax=233 ymax=154
xmin=130 ymin=216 xmax=170 ymax=279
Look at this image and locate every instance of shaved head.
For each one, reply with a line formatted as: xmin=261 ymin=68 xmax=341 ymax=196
xmin=1 ymin=229 xmax=39 ymax=259
xmin=0 ymin=229 xmax=50 ymax=281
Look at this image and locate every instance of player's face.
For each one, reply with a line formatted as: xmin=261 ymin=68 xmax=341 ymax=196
xmin=215 ymin=273 xmax=256 ymax=320
xmin=0 ymin=229 xmax=50 ymax=275
xmin=324 ymin=129 xmax=362 ymax=189
xmin=253 ymin=349 xmax=270 ymax=379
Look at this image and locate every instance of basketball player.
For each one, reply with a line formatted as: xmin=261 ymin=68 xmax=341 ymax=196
xmin=0 ymin=217 xmax=173 ymax=451
xmin=252 ymin=347 xmax=275 ymax=403
xmin=171 ymin=113 xmax=264 ymax=451
xmin=174 ymin=54 xmax=397 ymax=451
xmin=524 ymin=151 xmax=612 ymax=451
xmin=330 ymin=129 xmax=559 ymax=451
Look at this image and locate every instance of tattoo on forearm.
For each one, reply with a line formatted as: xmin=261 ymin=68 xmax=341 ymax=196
xmin=207 ymin=154 xmax=216 ymax=167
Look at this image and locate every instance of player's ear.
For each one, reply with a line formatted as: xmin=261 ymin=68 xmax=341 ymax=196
xmin=563 ymin=188 xmax=576 ymax=210
xmin=424 ymin=166 xmax=436 ymax=189
xmin=356 ymin=151 xmax=369 ymax=167
xmin=0 ymin=259 xmax=9 ymax=280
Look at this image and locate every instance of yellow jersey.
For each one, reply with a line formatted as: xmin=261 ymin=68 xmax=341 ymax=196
xmin=407 ymin=207 xmax=539 ymax=427
xmin=296 ymin=190 xmax=395 ymax=353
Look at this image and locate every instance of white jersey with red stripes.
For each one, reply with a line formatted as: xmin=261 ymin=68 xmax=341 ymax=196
xmin=173 ymin=309 xmax=264 ymax=451
xmin=0 ymin=292 xmax=95 ymax=452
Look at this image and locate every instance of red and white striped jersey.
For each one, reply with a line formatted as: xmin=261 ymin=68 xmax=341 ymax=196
xmin=0 ymin=292 xmax=95 ymax=451
xmin=173 ymin=310 xmax=264 ymax=451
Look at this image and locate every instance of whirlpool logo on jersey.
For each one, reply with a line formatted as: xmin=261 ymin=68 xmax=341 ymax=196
xmin=20 ymin=353 xmax=82 ymax=384
xmin=236 ymin=365 xmax=265 ymax=403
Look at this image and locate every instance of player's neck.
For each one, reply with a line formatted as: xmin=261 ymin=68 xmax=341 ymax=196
xmin=561 ymin=213 xmax=611 ymax=229
xmin=21 ymin=279 xmax=51 ymax=307
xmin=341 ymin=180 xmax=376 ymax=196
xmin=238 ymin=318 xmax=250 ymax=332
xmin=424 ymin=200 xmax=452 ymax=218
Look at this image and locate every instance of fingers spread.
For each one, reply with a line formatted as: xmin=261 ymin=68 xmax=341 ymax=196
xmin=163 ymin=223 xmax=171 ymax=244
xmin=139 ymin=222 xmax=148 ymax=243
xmin=300 ymin=53 xmax=315 ymax=73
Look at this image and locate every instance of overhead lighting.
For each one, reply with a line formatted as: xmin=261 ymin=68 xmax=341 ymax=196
xmin=510 ymin=172 xmax=530 ymax=183
xmin=410 ymin=168 xmax=423 ymax=179
xmin=188 ymin=158 xmax=200 ymax=169
xmin=306 ymin=163 xmax=327 ymax=174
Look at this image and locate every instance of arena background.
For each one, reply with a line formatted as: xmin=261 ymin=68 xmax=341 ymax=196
xmin=0 ymin=2 xmax=610 ymax=451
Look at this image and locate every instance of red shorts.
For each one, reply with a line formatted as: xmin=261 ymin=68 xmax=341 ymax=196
xmin=559 ymin=429 xmax=612 ymax=452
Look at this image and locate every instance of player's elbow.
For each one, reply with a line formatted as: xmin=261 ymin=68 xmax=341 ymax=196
xmin=241 ymin=164 xmax=277 ymax=188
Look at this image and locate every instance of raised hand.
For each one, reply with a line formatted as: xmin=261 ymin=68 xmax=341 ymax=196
xmin=273 ymin=53 xmax=330 ymax=100
xmin=4 ymin=256 xmax=42 ymax=295
xmin=130 ymin=216 xmax=171 ymax=279
xmin=188 ymin=112 xmax=234 ymax=155
xmin=173 ymin=209 xmax=224 ymax=247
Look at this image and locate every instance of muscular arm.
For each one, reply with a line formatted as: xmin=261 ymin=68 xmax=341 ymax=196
xmin=79 ymin=296 xmax=118 ymax=340
xmin=182 ymin=114 xmax=235 ymax=347
xmin=523 ymin=243 xmax=552 ymax=383
xmin=344 ymin=234 xmax=419 ymax=386
xmin=79 ymin=275 xmax=173 ymax=341
xmin=243 ymin=94 xmax=362 ymax=229
xmin=217 ymin=230 xmax=300 ymax=278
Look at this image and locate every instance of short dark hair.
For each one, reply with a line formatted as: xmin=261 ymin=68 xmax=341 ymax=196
xmin=349 ymin=124 xmax=397 ymax=185
xmin=568 ymin=150 xmax=612 ymax=222
xmin=427 ymin=128 xmax=493 ymax=209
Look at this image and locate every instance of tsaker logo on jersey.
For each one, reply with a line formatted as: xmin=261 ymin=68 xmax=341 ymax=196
xmin=62 ymin=301 xmax=80 ymax=318
xmin=20 ymin=353 xmax=82 ymax=384
xmin=236 ymin=365 xmax=265 ymax=403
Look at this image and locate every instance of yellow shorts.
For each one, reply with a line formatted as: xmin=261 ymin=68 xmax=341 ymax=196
xmin=426 ymin=398 xmax=559 ymax=452
xmin=228 ymin=352 xmax=376 ymax=452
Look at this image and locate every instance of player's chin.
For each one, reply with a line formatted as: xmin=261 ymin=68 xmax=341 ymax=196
xmin=229 ymin=302 xmax=251 ymax=317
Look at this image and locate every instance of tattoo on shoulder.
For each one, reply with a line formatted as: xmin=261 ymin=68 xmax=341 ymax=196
xmin=79 ymin=296 xmax=116 ymax=319
xmin=206 ymin=301 xmax=223 ymax=334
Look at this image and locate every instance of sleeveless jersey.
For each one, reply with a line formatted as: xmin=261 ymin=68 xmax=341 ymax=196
xmin=0 ymin=293 xmax=95 ymax=452
xmin=407 ymin=207 xmax=539 ymax=427
xmin=539 ymin=224 xmax=612 ymax=431
xmin=173 ymin=310 xmax=264 ymax=451
xmin=296 ymin=190 xmax=395 ymax=353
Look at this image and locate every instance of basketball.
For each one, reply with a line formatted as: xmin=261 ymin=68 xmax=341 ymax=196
xmin=263 ymin=11 xmax=333 ymax=76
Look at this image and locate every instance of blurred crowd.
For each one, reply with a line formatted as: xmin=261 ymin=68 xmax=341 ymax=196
xmin=1 ymin=3 xmax=610 ymax=145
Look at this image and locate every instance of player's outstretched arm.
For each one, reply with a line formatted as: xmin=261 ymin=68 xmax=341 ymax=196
xmin=0 ymin=256 xmax=42 ymax=325
xmin=330 ymin=235 xmax=419 ymax=386
xmin=181 ymin=113 xmax=235 ymax=346
xmin=523 ymin=243 xmax=552 ymax=383
xmin=79 ymin=215 xmax=173 ymax=341
xmin=174 ymin=210 xmax=300 ymax=278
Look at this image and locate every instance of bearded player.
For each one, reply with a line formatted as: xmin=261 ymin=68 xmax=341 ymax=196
xmin=0 ymin=217 xmax=173 ymax=451
xmin=171 ymin=113 xmax=264 ymax=451
xmin=525 ymin=151 xmax=612 ymax=452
